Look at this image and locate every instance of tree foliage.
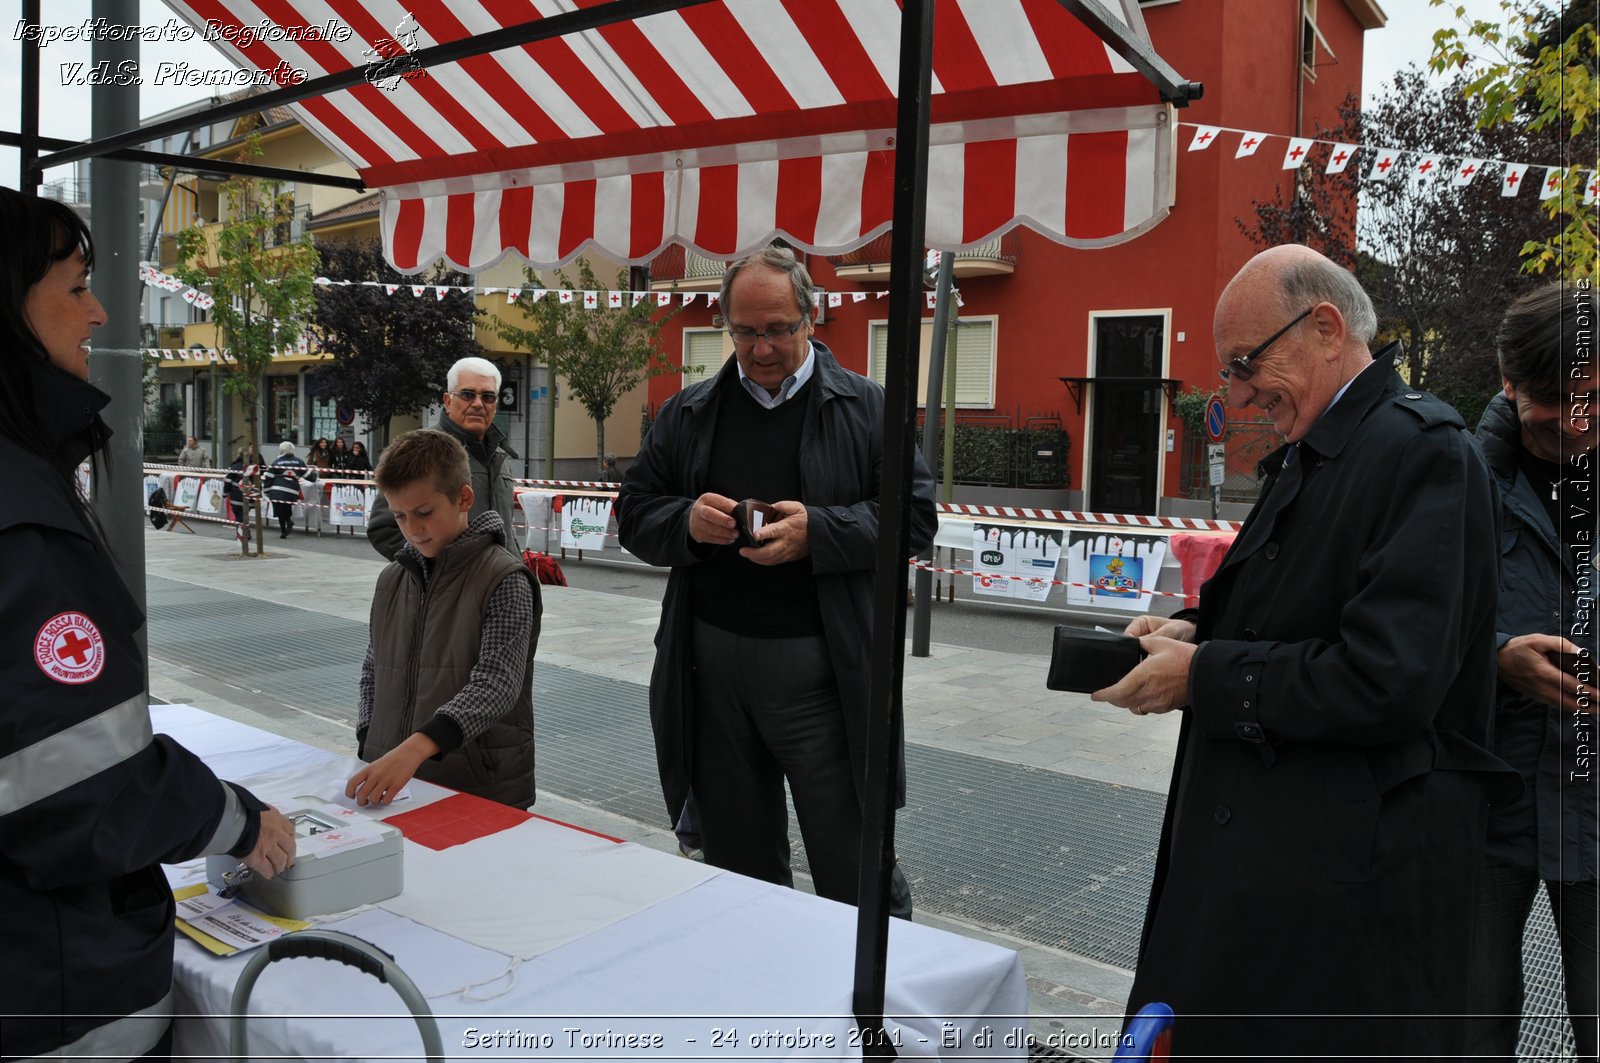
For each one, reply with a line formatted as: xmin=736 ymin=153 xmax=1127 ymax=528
xmin=1430 ymin=0 xmax=1599 ymax=275
xmin=310 ymin=239 xmax=485 ymax=443
xmin=1240 ymin=72 xmax=1553 ymax=425
xmin=173 ymin=132 xmax=318 ymax=555
xmin=495 ymin=258 xmax=678 ymax=474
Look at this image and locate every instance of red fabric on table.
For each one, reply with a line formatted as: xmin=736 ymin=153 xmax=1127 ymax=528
xmin=1167 ymin=532 xmax=1236 ymax=609
xmin=383 ymin=792 xmax=534 ymax=851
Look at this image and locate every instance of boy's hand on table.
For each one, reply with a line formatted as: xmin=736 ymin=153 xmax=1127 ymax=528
xmin=346 ymin=733 xmax=440 ymax=806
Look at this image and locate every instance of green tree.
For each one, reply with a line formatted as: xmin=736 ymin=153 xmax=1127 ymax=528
xmin=1241 ymin=74 xmax=1551 ymax=425
xmin=173 ymin=133 xmax=318 ymax=556
xmin=1430 ymin=0 xmax=1599 ymax=275
xmin=495 ymin=259 xmax=678 ymax=476
xmin=310 ymin=240 xmax=484 ymax=448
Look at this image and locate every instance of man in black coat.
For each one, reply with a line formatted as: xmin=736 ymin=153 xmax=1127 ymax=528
xmin=1095 ymin=244 xmax=1508 ymax=1057
xmin=618 ymin=246 xmax=936 ymax=916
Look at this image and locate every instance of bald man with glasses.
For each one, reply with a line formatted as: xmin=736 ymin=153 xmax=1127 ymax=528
xmin=367 ymin=356 xmax=520 ymax=561
xmin=1094 ymin=245 xmax=1511 ymax=1057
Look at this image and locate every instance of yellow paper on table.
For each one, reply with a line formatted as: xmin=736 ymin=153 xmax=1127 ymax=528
xmin=172 ymin=883 xmax=311 ymax=957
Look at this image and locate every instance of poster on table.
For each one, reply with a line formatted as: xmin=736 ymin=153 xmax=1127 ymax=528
xmin=172 ymin=477 xmax=199 ymax=510
xmin=144 ymin=476 xmax=161 ymax=504
xmin=328 ymin=484 xmax=374 ymax=526
xmin=1062 ymin=531 xmax=1169 ymax=613
xmin=559 ymin=495 xmax=614 ymax=550
xmin=195 ymin=478 xmax=224 ymax=516
xmin=970 ymin=523 xmax=1064 ymax=603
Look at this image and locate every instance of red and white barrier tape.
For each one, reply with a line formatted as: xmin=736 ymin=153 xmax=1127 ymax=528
xmin=907 ymin=559 xmax=1194 ymax=600
xmin=935 ymin=502 xmax=1240 ymax=533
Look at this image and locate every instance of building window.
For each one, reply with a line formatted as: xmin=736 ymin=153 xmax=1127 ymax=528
xmin=197 ymin=374 xmax=213 ymax=439
xmin=868 ymin=318 xmax=996 ymax=409
xmin=310 ymin=394 xmax=339 ymax=442
xmin=267 ymin=377 xmax=299 ymax=446
xmin=682 ymin=329 xmax=731 ymax=387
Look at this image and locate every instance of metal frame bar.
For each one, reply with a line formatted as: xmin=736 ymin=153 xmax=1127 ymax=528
xmin=19 ymin=0 xmax=39 ymax=191
xmin=2 ymin=132 xmax=365 ymax=190
xmin=1054 ymin=0 xmax=1202 ymax=104
xmin=853 ymin=0 xmax=936 ymax=1053
xmin=34 ymin=0 xmax=719 ymax=172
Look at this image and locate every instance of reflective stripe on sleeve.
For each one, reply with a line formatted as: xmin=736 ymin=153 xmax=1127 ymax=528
xmin=0 ymin=694 xmax=151 ymax=817
xmin=25 ymin=986 xmax=173 ymax=1060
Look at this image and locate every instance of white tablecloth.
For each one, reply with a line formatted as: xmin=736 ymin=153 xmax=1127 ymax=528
xmin=155 ymin=705 xmax=1027 ymax=1060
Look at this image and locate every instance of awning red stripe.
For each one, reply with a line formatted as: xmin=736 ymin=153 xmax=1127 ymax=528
xmin=406 ymin=0 xmax=569 ymax=146
xmin=183 ymin=0 xmax=396 ymax=165
xmin=558 ymin=179 xmax=598 ymax=260
xmin=499 ymin=185 xmax=534 ymax=259
xmin=1021 ymin=0 xmax=1116 ymax=79
xmin=932 ymin=1 xmax=998 ymax=93
xmin=573 ymin=0 xmax=715 ymax=126
xmin=775 ymin=156 xmax=823 ymax=244
xmin=679 ymin=4 xmax=798 ymax=115
xmin=629 ymin=171 xmax=667 ymax=258
xmin=695 ymin=165 xmax=739 ymax=255
xmin=315 ymin=0 xmax=483 ymax=157
xmin=445 ymin=192 xmax=477 ymax=266
xmin=481 ymin=0 xmax=639 ymax=134
xmin=963 ymin=140 xmax=1017 ymax=242
xmin=1064 ymin=130 xmax=1128 ymax=240
xmin=860 ymin=150 xmax=895 ymax=236
xmin=390 ymin=197 xmax=426 ymax=271
xmin=360 ymin=75 xmax=1152 ymax=188
xmin=784 ymin=0 xmax=892 ymax=102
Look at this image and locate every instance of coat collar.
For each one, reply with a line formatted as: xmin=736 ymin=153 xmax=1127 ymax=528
xmin=435 ymin=408 xmax=512 ymax=458
xmin=683 ymin=340 xmax=853 ymax=413
xmin=30 ymin=357 xmax=111 ymax=469
xmin=1295 ymin=341 xmax=1401 ymax=462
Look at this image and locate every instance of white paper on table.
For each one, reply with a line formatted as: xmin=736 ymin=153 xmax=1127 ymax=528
xmin=319 ymin=909 xmax=517 ymax=999
xmin=384 ymin=819 xmax=721 ymax=960
xmin=175 ymin=890 xmax=293 ymax=952
xmin=309 ymin=780 xmax=413 ymax=809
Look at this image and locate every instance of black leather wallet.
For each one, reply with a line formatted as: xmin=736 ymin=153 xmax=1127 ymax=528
xmin=1046 ymin=627 xmax=1145 ymax=693
xmin=733 ymin=498 xmax=781 ymax=547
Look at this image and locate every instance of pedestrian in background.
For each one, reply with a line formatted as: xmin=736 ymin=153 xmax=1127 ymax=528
xmin=330 ymin=437 xmax=350 ymax=471
xmin=306 ymin=437 xmax=333 ymax=472
xmin=367 ymin=356 xmax=519 ymax=561
xmin=267 ymin=440 xmax=307 ymax=538
xmin=0 ymin=185 xmax=295 ymax=1061
xmin=1095 ymin=244 xmax=1510 ymax=1057
xmin=1468 ymin=281 xmax=1599 ymax=1061
xmin=598 ymin=453 xmax=621 ymax=483
xmin=177 ymin=434 xmax=207 ymax=467
xmin=346 ymin=440 xmax=373 ymax=474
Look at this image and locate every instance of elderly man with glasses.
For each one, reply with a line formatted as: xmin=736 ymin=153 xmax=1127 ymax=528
xmin=619 ymin=245 xmax=937 ymax=917
xmin=367 ymin=356 xmax=519 ymax=561
xmin=1093 ymin=244 xmax=1511 ymax=1057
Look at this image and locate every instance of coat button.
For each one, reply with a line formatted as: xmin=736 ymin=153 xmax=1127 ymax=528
xmin=1264 ymin=543 xmax=1280 ymax=560
xmin=1214 ymin=805 xmax=1232 ymax=824
xmin=1244 ymin=627 xmax=1258 ymax=639
xmin=1405 ymin=393 xmax=1422 ymax=400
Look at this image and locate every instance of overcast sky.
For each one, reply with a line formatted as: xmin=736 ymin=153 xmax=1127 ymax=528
xmin=0 ymin=0 xmax=1512 ymax=192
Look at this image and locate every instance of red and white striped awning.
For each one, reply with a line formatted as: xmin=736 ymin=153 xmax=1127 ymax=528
xmin=162 ymin=0 xmax=1181 ymax=273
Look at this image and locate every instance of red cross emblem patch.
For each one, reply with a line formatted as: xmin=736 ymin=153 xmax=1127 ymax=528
xmin=34 ymin=612 xmax=106 ymax=685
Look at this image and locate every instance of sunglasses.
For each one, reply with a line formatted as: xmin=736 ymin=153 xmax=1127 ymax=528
xmin=1218 ymin=307 xmax=1315 ymax=383
xmin=449 ymin=388 xmax=499 ymax=406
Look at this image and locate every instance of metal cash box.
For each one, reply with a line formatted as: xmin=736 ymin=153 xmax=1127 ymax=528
xmin=206 ymin=796 xmax=403 ymax=919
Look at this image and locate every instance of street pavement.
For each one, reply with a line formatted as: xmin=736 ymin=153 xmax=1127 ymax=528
xmin=140 ymin=524 xmax=1179 ymax=1055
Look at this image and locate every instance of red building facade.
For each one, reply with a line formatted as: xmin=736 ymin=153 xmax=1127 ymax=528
xmin=645 ymin=0 xmax=1382 ymax=515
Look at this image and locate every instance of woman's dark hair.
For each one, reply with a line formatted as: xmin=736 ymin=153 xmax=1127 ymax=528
xmin=0 ymin=187 xmax=97 ymax=457
xmin=1497 ymin=282 xmax=1599 ymax=404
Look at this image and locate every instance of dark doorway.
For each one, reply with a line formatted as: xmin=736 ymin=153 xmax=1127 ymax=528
xmin=1088 ymin=314 xmax=1164 ymax=515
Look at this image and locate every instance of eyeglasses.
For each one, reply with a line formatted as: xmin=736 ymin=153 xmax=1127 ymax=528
xmin=1217 ymin=307 xmax=1315 ymax=383
xmin=726 ymin=321 xmax=805 ymax=346
xmin=449 ymin=388 xmax=498 ymax=406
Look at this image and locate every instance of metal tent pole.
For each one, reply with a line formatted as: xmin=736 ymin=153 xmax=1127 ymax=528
xmin=911 ymin=253 xmax=956 ymax=657
xmin=853 ymin=0 xmax=935 ymax=1055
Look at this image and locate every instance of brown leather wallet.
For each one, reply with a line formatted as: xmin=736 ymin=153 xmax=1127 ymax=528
xmin=1046 ymin=626 xmax=1145 ymax=693
xmin=733 ymin=498 xmax=782 ymax=546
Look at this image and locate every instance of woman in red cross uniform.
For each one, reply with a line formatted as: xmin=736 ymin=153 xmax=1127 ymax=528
xmin=0 ymin=187 xmax=297 ymax=1061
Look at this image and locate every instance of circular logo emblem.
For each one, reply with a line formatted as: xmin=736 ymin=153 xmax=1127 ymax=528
xmin=34 ymin=612 xmax=106 ymax=685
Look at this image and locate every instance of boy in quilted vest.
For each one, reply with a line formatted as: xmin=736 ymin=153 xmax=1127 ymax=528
xmin=347 ymin=428 xmax=540 ymax=808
